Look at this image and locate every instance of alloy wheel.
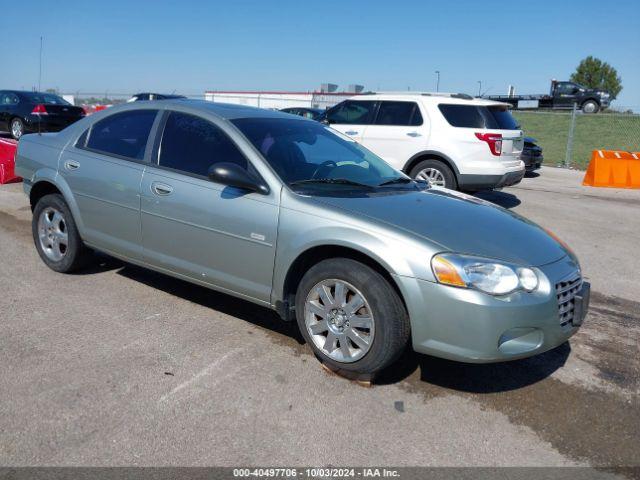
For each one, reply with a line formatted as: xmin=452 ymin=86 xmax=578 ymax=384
xmin=416 ymin=167 xmax=446 ymax=187
xmin=37 ymin=207 xmax=68 ymax=261
xmin=304 ymin=279 xmax=375 ymax=363
xmin=11 ymin=119 xmax=23 ymax=139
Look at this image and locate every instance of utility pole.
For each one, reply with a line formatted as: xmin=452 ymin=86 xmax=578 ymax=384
xmin=477 ymin=80 xmax=482 ymax=97
xmin=38 ymin=36 xmax=43 ymax=92
xmin=435 ymin=71 xmax=440 ymax=92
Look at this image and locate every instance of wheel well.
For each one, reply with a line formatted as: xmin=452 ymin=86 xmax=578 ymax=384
xmin=280 ymin=245 xmax=407 ymax=321
xmin=582 ymin=98 xmax=600 ymax=106
xmin=404 ymin=154 xmax=458 ymax=187
xmin=29 ymin=181 xmax=61 ymax=211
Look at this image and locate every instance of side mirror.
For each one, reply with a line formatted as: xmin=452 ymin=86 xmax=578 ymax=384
xmin=208 ymin=163 xmax=269 ymax=195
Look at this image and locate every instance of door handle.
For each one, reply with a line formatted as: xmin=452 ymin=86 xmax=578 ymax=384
xmin=406 ymin=131 xmax=422 ymax=137
xmin=151 ymin=182 xmax=173 ymax=196
xmin=345 ymin=130 xmax=359 ymax=135
xmin=64 ymin=160 xmax=80 ymax=170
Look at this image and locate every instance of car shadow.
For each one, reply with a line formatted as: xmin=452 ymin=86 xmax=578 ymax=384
xmin=473 ymin=190 xmax=521 ymax=209
xmin=376 ymin=341 xmax=570 ymax=393
xmin=113 ymin=262 xmax=304 ymax=344
xmin=78 ymin=256 xmax=568 ymax=393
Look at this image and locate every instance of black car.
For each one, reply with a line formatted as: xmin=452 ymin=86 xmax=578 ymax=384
xmin=280 ymin=107 xmax=324 ymax=120
xmin=0 ymin=90 xmax=85 ymax=140
xmin=128 ymin=93 xmax=187 ymax=102
xmin=521 ymin=137 xmax=543 ymax=171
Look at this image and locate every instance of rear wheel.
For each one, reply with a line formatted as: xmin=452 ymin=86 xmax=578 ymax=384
xmin=410 ymin=159 xmax=457 ymax=189
xmin=32 ymin=194 xmax=91 ymax=272
xmin=582 ymin=100 xmax=599 ymax=114
xmin=295 ymin=258 xmax=410 ymax=378
xmin=10 ymin=118 xmax=24 ymax=140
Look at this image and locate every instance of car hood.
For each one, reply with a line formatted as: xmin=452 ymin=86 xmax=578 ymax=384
xmin=311 ymin=188 xmax=568 ymax=266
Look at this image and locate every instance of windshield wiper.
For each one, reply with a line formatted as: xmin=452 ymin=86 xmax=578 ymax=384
xmin=289 ymin=178 xmax=375 ymax=189
xmin=377 ymin=177 xmax=413 ymax=186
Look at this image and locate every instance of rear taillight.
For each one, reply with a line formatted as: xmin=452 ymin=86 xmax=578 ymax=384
xmin=31 ymin=104 xmax=48 ymax=115
xmin=475 ymin=132 xmax=502 ymax=156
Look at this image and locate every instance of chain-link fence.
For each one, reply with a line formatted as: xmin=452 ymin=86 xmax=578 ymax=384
xmin=513 ymin=107 xmax=640 ymax=170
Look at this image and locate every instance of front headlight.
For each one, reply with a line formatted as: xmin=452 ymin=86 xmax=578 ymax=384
xmin=431 ymin=253 xmax=539 ymax=295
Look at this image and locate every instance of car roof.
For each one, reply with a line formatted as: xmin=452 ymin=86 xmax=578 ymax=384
xmin=351 ymin=92 xmax=511 ymax=108
xmin=105 ymin=98 xmax=309 ymax=121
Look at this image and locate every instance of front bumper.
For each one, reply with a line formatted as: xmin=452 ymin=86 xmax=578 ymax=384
xmin=394 ymin=255 xmax=586 ymax=363
xmin=521 ymin=149 xmax=543 ymax=171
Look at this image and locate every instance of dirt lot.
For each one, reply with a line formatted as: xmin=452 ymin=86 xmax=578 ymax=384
xmin=0 ymin=167 xmax=638 ymax=470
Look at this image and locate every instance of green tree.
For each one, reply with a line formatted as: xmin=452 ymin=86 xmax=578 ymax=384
xmin=570 ymin=56 xmax=622 ymax=99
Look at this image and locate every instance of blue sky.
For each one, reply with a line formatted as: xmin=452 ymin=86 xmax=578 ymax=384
xmin=3 ymin=0 xmax=639 ymax=108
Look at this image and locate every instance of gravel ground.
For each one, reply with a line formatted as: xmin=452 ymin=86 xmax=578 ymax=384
xmin=0 ymin=167 xmax=638 ymax=471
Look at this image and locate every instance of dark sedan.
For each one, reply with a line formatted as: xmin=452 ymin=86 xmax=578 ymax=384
xmin=0 ymin=91 xmax=85 ymax=140
xmin=280 ymin=107 xmax=324 ymax=120
xmin=521 ymin=136 xmax=543 ymax=171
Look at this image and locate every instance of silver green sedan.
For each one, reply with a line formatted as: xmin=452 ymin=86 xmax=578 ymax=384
xmin=15 ymin=100 xmax=590 ymax=378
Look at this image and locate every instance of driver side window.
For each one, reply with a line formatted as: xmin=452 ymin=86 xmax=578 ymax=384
xmin=326 ymin=101 xmax=376 ymax=125
xmin=158 ymin=112 xmax=248 ymax=177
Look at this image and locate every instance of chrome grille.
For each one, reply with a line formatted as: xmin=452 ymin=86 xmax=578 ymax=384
xmin=556 ymin=273 xmax=582 ymax=326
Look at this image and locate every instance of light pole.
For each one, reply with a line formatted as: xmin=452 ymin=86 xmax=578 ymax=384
xmin=435 ymin=71 xmax=440 ymax=92
xmin=38 ymin=36 xmax=43 ymax=92
xmin=477 ymin=80 xmax=482 ymax=97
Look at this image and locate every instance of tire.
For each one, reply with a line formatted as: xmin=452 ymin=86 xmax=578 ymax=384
xmin=295 ymin=258 xmax=410 ymax=378
xmin=32 ymin=194 xmax=91 ymax=273
xmin=582 ymin=100 xmax=599 ymax=114
xmin=409 ymin=159 xmax=457 ymax=189
xmin=10 ymin=117 xmax=24 ymax=140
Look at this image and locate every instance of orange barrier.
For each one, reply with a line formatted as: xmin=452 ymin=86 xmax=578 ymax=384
xmin=582 ymin=150 xmax=640 ymax=189
xmin=0 ymin=138 xmax=21 ymax=184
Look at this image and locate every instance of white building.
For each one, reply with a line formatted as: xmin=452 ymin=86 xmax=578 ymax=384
xmin=204 ymin=89 xmax=364 ymax=110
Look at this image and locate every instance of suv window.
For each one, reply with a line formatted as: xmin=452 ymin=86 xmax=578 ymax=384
xmin=438 ymin=104 xmax=519 ymax=130
xmin=85 ymin=109 xmax=157 ymax=160
xmin=159 ymin=111 xmax=247 ymax=177
xmin=326 ymin=101 xmax=376 ymax=125
xmin=375 ymin=101 xmax=423 ymax=126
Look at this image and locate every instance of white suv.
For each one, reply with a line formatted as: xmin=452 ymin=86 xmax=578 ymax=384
xmin=321 ymin=93 xmax=525 ymax=190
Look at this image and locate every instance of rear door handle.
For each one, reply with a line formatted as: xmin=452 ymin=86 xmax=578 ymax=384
xmin=406 ymin=131 xmax=421 ymax=137
xmin=345 ymin=130 xmax=359 ymax=135
xmin=151 ymin=182 xmax=173 ymax=196
xmin=64 ymin=160 xmax=80 ymax=170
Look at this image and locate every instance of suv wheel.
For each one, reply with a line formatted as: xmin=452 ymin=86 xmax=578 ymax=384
xmin=410 ymin=159 xmax=456 ymax=189
xmin=582 ymin=100 xmax=599 ymax=114
xmin=295 ymin=258 xmax=410 ymax=377
xmin=10 ymin=118 xmax=24 ymax=140
xmin=32 ymin=194 xmax=91 ymax=272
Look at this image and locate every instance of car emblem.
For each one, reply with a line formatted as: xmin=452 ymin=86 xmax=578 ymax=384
xmin=63 ymin=108 xmax=68 ymax=111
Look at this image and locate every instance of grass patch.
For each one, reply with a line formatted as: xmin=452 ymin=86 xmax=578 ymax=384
xmin=513 ymin=111 xmax=640 ymax=170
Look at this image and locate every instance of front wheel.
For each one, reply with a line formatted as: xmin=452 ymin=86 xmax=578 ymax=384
xmin=582 ymin=100 xmax=599 ymax=114
xmin=410 ymin=159 xmax=457 ymax=189
xmin=295 ymin=258 xmax=410 ymax=377
xmin=32 ymin=194 xmax=91 ymax=272
xmin=10 ymin=117 xmax=24 ymax=140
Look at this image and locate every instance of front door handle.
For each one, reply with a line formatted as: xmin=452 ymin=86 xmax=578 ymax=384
xmin=64 ymin=160 xmax=80 ymax=170
xmin=345 ymin=130 xmax=359 ymax=135
xmin=151 ymin=182 xmax=173 ymax=196
xmin=406 ymin=131 xmax=421 ymax=137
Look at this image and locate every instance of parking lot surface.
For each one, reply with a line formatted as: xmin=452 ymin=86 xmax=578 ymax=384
xmin=0 ymin=167 xmax=638 ymax=468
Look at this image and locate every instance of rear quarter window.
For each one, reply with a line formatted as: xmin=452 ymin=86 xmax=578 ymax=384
xmin=438 ymin=104 xmax=518 ymax=130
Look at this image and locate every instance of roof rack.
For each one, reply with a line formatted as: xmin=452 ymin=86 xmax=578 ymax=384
xmin=360 ymin=91 xmax=474 ymax=100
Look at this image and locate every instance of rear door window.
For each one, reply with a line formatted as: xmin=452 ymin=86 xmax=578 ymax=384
xmin=326 ymin=101 xmax=377 ymax=125
xmin=374 ymin=101 xmax=423 ymax=126
xmin=158 ymin=111 xmax=248 ymax=178
xmin=438 ymin=104 xmax=518 ymax=130
xmin=84 ymin=110 xmax=157 ymax=160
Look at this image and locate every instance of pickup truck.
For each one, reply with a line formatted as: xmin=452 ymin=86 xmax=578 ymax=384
xmin=484 ymin=80 xmax=611 ymax=114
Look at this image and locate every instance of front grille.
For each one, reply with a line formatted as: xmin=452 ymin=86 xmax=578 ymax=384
xmin=556 ymin=273 xmax=582 ymax=327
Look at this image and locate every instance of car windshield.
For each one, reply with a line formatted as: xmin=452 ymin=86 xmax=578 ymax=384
xmin=25 ymin=93 xmax=70 ymax=105
xmin=231 ymin=118 xmax=411 ymax=190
